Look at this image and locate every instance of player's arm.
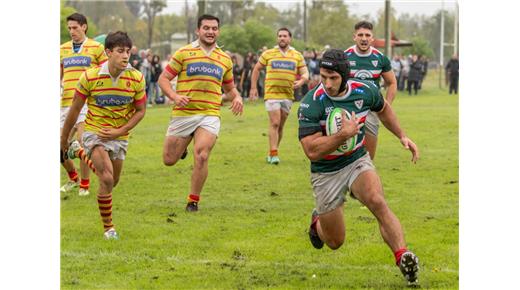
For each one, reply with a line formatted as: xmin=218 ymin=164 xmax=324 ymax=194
xmin=60 ymin=92 xmax=86 ymax=152
xmin=222 ymin=82 xmax=243 ymax=116
xmin=97 ymin=100 xmax=146 ymax=141
xmin=376 ymin=100 xmax=419 ymax=163
xmin=381 ymin=70 xmax=397 ymax=104
xmin=294 ymin=65 xmax=309 ymax=89
xmin=300 ymin=112 xmax=361 ymax=161
xmin=249 ymin=61 xmax=265 ymax=101
xmin=158 ymin=69 xmax=189 ymax=107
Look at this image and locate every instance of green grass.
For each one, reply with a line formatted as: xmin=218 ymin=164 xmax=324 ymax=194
xmin=61 ymin=71 xmax=458 ymax=289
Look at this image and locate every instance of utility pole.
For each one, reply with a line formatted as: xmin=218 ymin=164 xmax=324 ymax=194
xmin=439 ymin=0 xmax=445 ymax=89
xmin=454 ymin=2 xmax=458 ymax=56
xmin=384 ymin=0 xmax=391 ymax=57
xmin=303 ymin=0 xmax=307 ymax=44
xmin=185 ymin=0 xmax=190 ymax=43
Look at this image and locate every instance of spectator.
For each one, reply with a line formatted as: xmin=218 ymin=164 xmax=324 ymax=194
xmin=407 ymin=55 xmax=422 ymax=95
xmin=446 ymin=54 xmax=459 ymax=94
xmin=150 ymin=54 xmax=163 ymax=104
xmin=231 ymin=55 xmax=241 ymax=92
xmin=418 ymin=55 xmax=428 ymax=90
xmin=239 ymin=52 xmax=255 ymax=99
xmin=129 ymin=45 xmax=141 ymax=69
xmin=398 ymin=55 xmax=409 ymax=91
xmin=391 ymin=55 xmax=402 ymax=90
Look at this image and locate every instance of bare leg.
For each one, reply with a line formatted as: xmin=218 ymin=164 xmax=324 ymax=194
xmin=350 ymin=170 xmax=406 ymax=252
xmin=190 ymin=128 xmax=217 ymax=196
xmin=277 ymin=109 xmax=289 ymax=148
xmin=315 ymin=206 xmax=346 ymax=250
xmin=365 ymin=133 xmax=378 ymax=160
xmin=163 ymin=135 xmax=192 ymax=166
xmin=267 ymin=109 xmax=281 ymax=152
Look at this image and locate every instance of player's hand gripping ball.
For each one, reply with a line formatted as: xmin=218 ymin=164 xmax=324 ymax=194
xmin=325 ymin=107 xmax=357 ymax=153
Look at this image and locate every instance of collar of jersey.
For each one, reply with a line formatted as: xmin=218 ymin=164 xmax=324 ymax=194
xmin=70 ymin=37 xmax=88 ymax=53
xmin=98 ymin=62 xmax=133 ymax=78
xmin=351 ymin=45 xmax=373 ymax=57
xmin=320 ymin=81 xmax=354 ymax=101
xmin=191 ymin=39 xmax=221 ymax=56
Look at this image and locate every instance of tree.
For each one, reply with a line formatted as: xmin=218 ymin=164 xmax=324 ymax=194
xmin=403 ymin=36 xmax=434 ymax=58
xmin=308 ymin=1 xmax=356 ymax=49
xmin=142 ymin=0 xmax=167 ymax=49
xmin=61 ymin=0 xmax=98 ymax=44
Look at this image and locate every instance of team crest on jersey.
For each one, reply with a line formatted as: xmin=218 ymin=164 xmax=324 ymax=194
xmin=126 ymin=81 xmax=131 ymax=87
xmin=349 ymin=61 xmax=356 ymax=66
xmin=189 ymin=52 xmax=196 ymax=56
xmin=96 ymin=81 xmax=104 ymax=86
xmin=371 ymin=60 xmax=378 ymax=67
xmin=355 ymin=100 xmax=364 ymax=109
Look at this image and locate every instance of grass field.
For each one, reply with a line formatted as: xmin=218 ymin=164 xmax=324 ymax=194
xmin=61 ymin=72 xmax=458 ymax=289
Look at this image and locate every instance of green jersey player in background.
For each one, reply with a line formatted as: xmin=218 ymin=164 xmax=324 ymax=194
xmin=345 ymin=21 xmax=398 ymax=160
xmin=298 ymin=49 xmax=420 ymax=285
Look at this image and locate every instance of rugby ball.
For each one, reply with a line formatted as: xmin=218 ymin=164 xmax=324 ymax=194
xmin=325 ymin=108 xmax=357 ymax=153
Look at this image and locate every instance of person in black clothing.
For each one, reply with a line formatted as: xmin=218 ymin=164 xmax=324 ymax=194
xmin=231 ymin=55 xmax=242 ymax=92
xmin=129 ymin=45 xmax=141 ymax=69
xmin=407 ymin=55 xmax=422 ymax=95
xmin=446 ymin=55 xmax=459 ymax=94
xmin=240 ymin=52 xmax=255 ymax=99
xmin=150 ymin=54 xmax=163 ymax=104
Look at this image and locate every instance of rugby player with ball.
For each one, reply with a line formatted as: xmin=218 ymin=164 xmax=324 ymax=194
xmin=297 ymin=49 xmax=420 ymax=285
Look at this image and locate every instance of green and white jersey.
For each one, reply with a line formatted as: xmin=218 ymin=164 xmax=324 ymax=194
xmin=298 ymin=79 xmax=385 ymax=173
xmin=344 ymin=45 xmax=392 ymax=89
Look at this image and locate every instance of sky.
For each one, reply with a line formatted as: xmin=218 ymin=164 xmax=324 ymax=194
xmin=161 ymin=0 xmax=458 ymax=18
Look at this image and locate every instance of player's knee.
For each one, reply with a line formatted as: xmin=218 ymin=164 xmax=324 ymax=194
xmin=194 ymin=150 xmax=209 ymax=165
xmin=365 ymin=192 xmax=387 ymax=211
xmin=326 ymin=238 xmax=344 ymax=250
xmin=163 ymin=153 xmax=178 ymax=166
xmin=98 ymin=170 xmax=114 ymax=188
xmin=270 ymin=122 xmax=280 ymax=130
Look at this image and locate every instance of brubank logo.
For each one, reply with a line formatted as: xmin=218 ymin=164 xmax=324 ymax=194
xmin=96 ymin=95 xmax=132 ymax=107
xmin=271 ymin=61 xmax=295 ymax=71
xmin=187 ymin=63 xmax=223 ymax=80
xmin=63 ymin=56 xmax=91 ymax=68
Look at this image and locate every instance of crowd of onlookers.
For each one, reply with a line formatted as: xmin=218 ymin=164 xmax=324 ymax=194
xmin=391 ymin=54 xmax=429 ymax=95
xmin=130 ymin=45 xmax=457 ymax=105
xmin=129 ymin=46 xmax=167 ymax=106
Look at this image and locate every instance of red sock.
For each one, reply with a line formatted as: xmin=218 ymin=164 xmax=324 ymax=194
xmin=80 ymin=179 xmax=90 ymax=190
xmin=394 ymin=248 xmax=408 ymax=265
xmin=187 ymin=194 xmax=200 ymax=203
xmin=67 ymin=170 xmax=79 ymax=183
xmin=269 ymin=149 xmax=278 ymax=157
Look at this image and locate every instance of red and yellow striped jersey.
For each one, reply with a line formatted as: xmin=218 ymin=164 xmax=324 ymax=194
xmin=259 ymin=46 xmax=305 ymax=100
xmin=165 ymin=40 xmax=234 ymax=117
xmin=60 ymin=38 xmax=107 ymax=107
xmin=75 ymin=63 xmax=146 ymax=140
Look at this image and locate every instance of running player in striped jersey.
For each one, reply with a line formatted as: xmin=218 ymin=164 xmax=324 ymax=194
xmin=250 ymin=28 xmax=308 ymax=164
xmin=345 ymin=21 xmax=397 ymax=160
xmin=158 ymin=14 xmax=243 ymax=212
xmin=60 ymin=13 xmax=107 ymax=196
xmin=61 ymin=31 xmax=146 ymax=239
xmin=298 ymin=49 xmax=420 ymax=285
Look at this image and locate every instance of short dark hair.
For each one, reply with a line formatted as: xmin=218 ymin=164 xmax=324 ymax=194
xmin=66 ymin=13 xmax=88 ymax=33
xmin=277 ymin=27 xmax=292 ymax=37
xmin=197 ymin=14 xmax=220 ymax=28
xmin=354 ymin=20 xmax=373 ymax=31
xmin=105 ymin=31 xmax=133 ymax=50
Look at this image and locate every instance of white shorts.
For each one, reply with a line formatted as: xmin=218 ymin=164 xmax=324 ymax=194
xmin=165 ymin=115 xmax=220 ymax=137
xmin=82 ymin=132 xmax=129 ymax=160
xmin=60 ymin=105 xmax=88 ymax=129
xmin=365 ymin=111 xmax=380 ymax=136
xmin=310 ymin=153 xmax=375 ymax=214
xmin=264 ymin=99 xmax=293 ymax=113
